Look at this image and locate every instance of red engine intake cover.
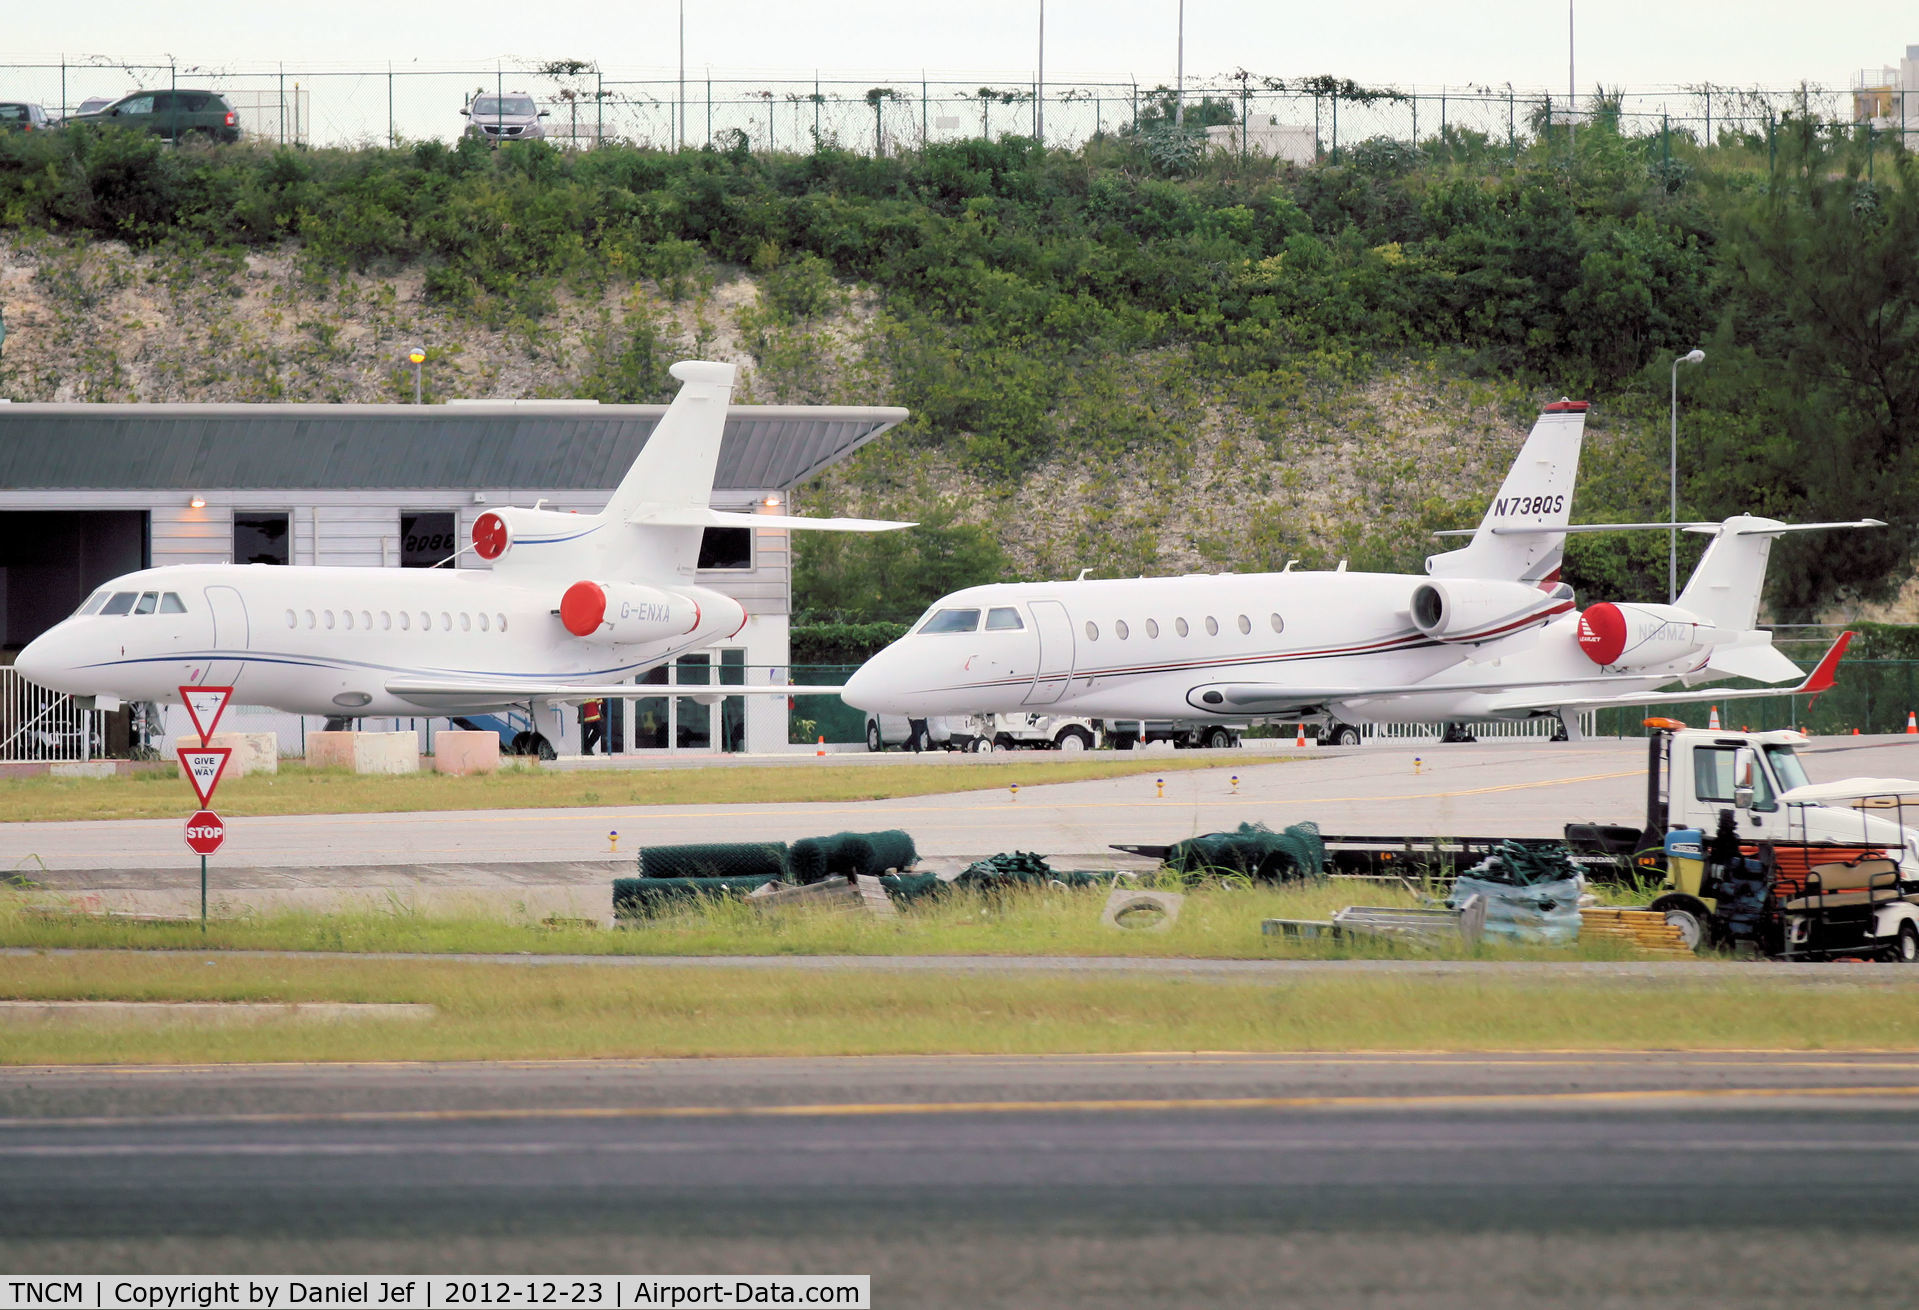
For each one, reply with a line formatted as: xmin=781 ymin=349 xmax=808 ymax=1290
xmin=1576 ymin=602 xmax=1627 ymax=665
xmin=472 ymin=512 xmax=509 ymax=561
xmin=560 ymin=580 xmax=607 ymax=637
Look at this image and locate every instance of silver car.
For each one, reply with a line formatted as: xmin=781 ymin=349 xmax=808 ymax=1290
xmin=462 ymin=93 xmax=547 ymax=142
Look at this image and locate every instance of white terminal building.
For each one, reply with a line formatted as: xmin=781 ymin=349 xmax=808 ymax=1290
xmin=0 ymin=400 xmax=904 ymax=759
xmin=1854 ymin=46 xmax=1919 ymax=138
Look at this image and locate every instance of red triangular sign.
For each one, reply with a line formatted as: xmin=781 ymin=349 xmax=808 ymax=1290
xmin=179 ymin=685 xmax=234 ymax=742
xmin=176 ymin=746 xmax=233 ymax=808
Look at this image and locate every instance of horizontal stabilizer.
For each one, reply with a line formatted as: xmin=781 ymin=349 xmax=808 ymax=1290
xmin=1437 ymin=517 xmax=1886 ymax=538
xmin=1531 ymin=632 xmax=1855 ymax=714
xmin=1702 ymin=641 xmax=1805 ymax=684
xmin=633 ymin=508 xmax=915 ymax=533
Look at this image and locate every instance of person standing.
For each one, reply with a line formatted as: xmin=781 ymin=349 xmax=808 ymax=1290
xmin=580 ymin=698 xmax=606 ymax=755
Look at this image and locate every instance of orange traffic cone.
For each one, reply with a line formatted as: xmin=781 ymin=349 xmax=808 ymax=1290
xmin=1907 ymin=711 xmax=1917 ymax=735
xmin=1295 ymin=723 xmax=1306 ymax=748
xmin=1708 ymin=705 xmax=1721 ymax=730
xmin=816 ymin=735 xmax=826 ymax=757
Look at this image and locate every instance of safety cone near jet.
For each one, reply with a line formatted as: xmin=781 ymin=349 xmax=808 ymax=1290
xmin=1709 ymin=705 xmax=1721 ymax=730
xmin=1907 ymin=710 xmax=1917 ymax=735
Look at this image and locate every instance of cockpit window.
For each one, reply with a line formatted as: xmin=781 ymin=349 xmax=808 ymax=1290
xmin=133 ymin=592 xmax=159 ymax=616
xmin=158 ymin=593 xmax=187 ymax=614
xmin=919 ymin=608 xmax=982 ymax=634
xmin=74 ymin=591 xmax=109 ymax=617
xmin=985 ymin=607 xmax=1025 ymax=631
xmin=99 ymin=592 xmax=137 ymax=616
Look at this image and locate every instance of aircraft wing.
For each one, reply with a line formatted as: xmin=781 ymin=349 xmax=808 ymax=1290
xmin=1188 ymin=633 xmax=1854 ymax=716
xmin=385 ymin=679 xmax=845 ymax=703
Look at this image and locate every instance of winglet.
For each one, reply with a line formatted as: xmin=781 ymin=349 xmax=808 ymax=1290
xmin=1800 ymin=630 xmax=1854 ymax=703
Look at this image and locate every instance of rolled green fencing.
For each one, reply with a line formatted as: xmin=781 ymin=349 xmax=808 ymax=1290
xmin=613 ymin=875 xmax=785 ymax=917
xmin=639 ymin=842 xmax=789 ymax=880
xmin=1165 ymin=821 xmax=1326 ymax=881
xmin=789 ymin=830 xmax=919 ymax=883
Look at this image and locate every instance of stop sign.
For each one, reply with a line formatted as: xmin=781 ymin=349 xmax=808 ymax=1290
xmin=184 ymin=810 xmax=225 ymax=855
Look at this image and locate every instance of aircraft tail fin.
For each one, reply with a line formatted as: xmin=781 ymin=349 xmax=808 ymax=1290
xmin=1426 ymin=401 xmax=1588 ymax=586
xmin=1675 ymin=516 xmax=1884 ymax=632
xmin=596 ymin=360 xmax=737 ymax=580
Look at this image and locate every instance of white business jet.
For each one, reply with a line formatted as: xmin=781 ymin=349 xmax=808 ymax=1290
xmin=15 ymin=361 xmax=910 ymax=756
xmin=842 ymin=398 xmax=1875 ymax=742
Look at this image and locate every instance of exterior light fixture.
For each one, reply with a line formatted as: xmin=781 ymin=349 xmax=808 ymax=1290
xmin=762 ymin=495 xmax=782 ymax=508
xmin=406 ymin=346 xmax=427 ymax=404
xmin=188 ymin=496 xmax=207 ymax=509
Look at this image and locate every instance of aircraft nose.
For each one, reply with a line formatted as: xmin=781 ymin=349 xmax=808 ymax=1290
xmin=13 ymin=631 xmax=67 ymax=692
xmin=842 ymin=647 xmax=903 ymax=713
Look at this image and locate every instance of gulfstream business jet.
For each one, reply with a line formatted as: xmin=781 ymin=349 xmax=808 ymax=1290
xmin=843 ymin=400 xmax=1875 ymax=741
xmin=16 ymin=361 xmax=910 ymax=755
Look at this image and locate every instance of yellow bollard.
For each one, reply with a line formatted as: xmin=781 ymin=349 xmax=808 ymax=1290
xmin=608 ymin=830 xmax=619 ymax=853
xmin=1156 ymin=777 xmax=1165 ymax=798
xmin=1413 ymin=757 xmax=1423 ymax=776
xmin=1231 ymin=775 xmax=1240 ymax=794
xmin=1009 ymin=783 xmax=1019 ymax=801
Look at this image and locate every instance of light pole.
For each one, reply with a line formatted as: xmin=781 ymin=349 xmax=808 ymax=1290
xmin=1036 ymin=0 xmax=1045 ymax=144
xmin=678 ymin=0 xmax=685 ymax=150
xmin=408 ymin=346 xmax=426 ymax=405
xmin=1568 ymin=0 xmax=1575 ymax=153
xmin=1175 ymin=0 xmax=1186 ymax=127
xmin=1669 ymin=347 xmax=1705 ymax=602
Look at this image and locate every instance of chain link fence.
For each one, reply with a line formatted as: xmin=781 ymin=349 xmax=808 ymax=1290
xmin=2 ymin=60 xmax=1912 ymax=158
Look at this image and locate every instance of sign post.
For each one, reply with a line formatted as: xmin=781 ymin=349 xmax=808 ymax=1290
xmin=177 ymin=684 xmax=236 ymax=934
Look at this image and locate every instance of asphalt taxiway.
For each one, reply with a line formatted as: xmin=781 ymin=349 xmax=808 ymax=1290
xmin=12 ymin=735 xmax=1918 ymax=919
xmin=5 ymin=1053 xmax=1919 ymax=1305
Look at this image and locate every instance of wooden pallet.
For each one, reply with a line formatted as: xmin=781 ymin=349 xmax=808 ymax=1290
xmin=1582 ymin=906 xmax=1694 ymax=955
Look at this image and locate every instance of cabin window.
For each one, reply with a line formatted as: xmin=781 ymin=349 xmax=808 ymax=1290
xmin=233 ymin=511 xmax=291 ymax=566
xmin=285 ymin=609 xmax=297 ymax=629
xmin=158 ymin=593 xmax=187 ymax=614
xmin=1270 ymin=613 xmax=1285 ymax=634
xmin=1237 ymin=614 xmax=1252 ymax=635
xmin=985 ymin=607 xmax=1025 ymax=631
xmin=133 ymin=592 xmax=159 ymax=616
xmin=920 ymin=608 xmax=982 ymax=635
xmin=323 ymin=610 xmax=335 ymax=630
xmin=400 ymin=512 xmax=457 ymax=568
xmin=697 ymin=526 xmax=753 ymax=571
xmin=419 ymin=611 xmax=431 ymax=631
xmin=1174 ymin=618 xmax=1189 ymax=637
xmin=478 ymin=612 xmax=490 ymax=632
xmin=497 ymin=613 xmax=508 ymax=632
xmin=381 ymin=611 xmax=392 ymax=630
xmin=398 ymin=612 xmax=410 ymax=631
xmin=1115 ymin=620 xmax=1130 ymax=640
xmin=100 ymin=592 xmax=137 ymax=616
xmin=303 ymin=609 xmax=316 ymax=629
xmin=441 ymin=611 xmax=453 ymax=631
xmin=1205 ymin=616 xmax=1219 ymax=636
xmin=342 ymin=610 xmax=355 ymax=631
xmin=460 ymin=612 xmax=472 ymax=632
xmin=1145 ymin=619 xmax=1160 ymax=639
xmin=1085 ymin=621 xmax=1100 ymax=641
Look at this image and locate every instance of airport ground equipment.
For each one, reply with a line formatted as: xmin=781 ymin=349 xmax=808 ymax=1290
xmin=1102 ymin=719 xmax=1244 ymax=750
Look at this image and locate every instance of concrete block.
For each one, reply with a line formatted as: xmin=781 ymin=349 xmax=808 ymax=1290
xmin=304 ymin=731 xmax=419 ymax=775
xmin=49 ymin=761 xmax=117 ymax=780
xmin=181 ymin=732 xmax=279 ymax=777
xmin=431 ymin=729 xmax=500 ymax=775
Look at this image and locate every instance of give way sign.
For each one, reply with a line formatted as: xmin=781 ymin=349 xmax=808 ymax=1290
xmin=184 ymin=810 xmax=225 ymax=855
xmin=177 ymin=746 xmax=232 ymax=808
xmin=179 ymin=684 xmax=234 ymax=742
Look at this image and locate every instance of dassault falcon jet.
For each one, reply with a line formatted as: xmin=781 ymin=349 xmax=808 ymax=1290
xmin=16 ymin=361 xmax=910 ymax=757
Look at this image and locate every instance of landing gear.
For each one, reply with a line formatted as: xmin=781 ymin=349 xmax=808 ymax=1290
xmin=1328 ymin=723 xmax=1361 ymax=747
xmin=1201 ymin=726 xmax=1233 ymax=750
xmin=508 ymin=731 xmax=556 ymax=760
xmin=1440 ymin=722 xmax=1478 ymax=744
xmin=908 ymin=719 xmax=931 ymax=753
xmin=866 ymin=720 xmax=884 ymax=753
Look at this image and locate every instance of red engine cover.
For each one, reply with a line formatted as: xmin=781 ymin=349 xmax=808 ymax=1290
xmin=560 ymin=580 xmax=607 ymax=637
xmin=472 ymin=512 xmax=509 ymax=561
xmin=1576 ymin=602 xmax=1627 ymax=665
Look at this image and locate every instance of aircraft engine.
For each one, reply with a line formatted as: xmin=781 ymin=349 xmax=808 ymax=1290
xmin=560 ymin=581 xmax=698 ymax=643
xmin=1410 ymin=579 xmax=1566 ymax=644
xmin=1576 ymin=601 xmax=1719 ymax=670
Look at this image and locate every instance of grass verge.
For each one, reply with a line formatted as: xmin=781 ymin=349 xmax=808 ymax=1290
xmin=1 ymin=755 xmax=1262 ymax=823
xmin=2 ymin=881 xmax=1656 ymax=961
xmin=0 ymin=952 xmax=1912 ymax=1064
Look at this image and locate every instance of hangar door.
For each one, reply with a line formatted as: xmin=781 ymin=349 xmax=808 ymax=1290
xmin=0 ymin=511 xmax=149 ymax=652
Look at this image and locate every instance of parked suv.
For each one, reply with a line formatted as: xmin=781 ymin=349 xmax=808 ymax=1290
xmin=64 ymin=90 xmax=240 ymax=143
xmin=462 ymin=92 xmax=548 ymax=142
xmin=0 ymin=102 xmax=54 ymax=132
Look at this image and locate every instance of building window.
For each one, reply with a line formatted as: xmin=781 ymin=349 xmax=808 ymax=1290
xmin=697 ymin=526 xmax=753 ymax=570
xmin=400 ymin=512 xmax=457 ymax=568
xmin=234 ymin=511 xmax=290 ymax=566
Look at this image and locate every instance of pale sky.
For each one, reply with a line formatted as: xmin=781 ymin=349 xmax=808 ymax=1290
xmin=11 ymin=1 xmax=1917 ymax=92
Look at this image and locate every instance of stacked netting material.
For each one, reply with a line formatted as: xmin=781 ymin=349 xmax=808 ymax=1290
xmin=787 ymin=830 xmax=918 ymax=884
xmin=616 ymin=832 xmax=920 ymax=917
xmin=1163 ymin=822 xmax=1327 ymax=881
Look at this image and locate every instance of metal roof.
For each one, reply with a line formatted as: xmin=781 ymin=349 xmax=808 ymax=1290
xmin=0 ymin=402 xmax=909 ymax=492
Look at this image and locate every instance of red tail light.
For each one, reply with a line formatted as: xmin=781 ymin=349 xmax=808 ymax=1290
xmin=225 ymin=111 xmax=236 ymax=126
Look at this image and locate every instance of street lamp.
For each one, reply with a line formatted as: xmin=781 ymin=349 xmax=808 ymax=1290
xmin=407 ymin=346 xmax=426 ymax=405
xmin=1669 ymin=347 xmax=1705 ymax=602
xmin=1175 ymin=0 xmax=1186 ymax=127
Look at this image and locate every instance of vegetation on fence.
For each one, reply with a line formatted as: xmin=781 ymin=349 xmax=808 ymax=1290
xmin=0 ymin=111 xmax=1913 ymax=618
